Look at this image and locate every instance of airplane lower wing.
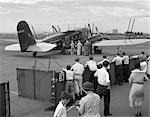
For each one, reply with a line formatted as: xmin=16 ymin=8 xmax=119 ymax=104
xmin=92 ymin=39 xmax=150 ymax=47
xmin=5 ymin=42 xmax=57 ymax=52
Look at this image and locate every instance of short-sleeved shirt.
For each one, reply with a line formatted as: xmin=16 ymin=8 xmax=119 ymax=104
xmin=63 ymin=68 xmax=74 ymax=80
xmin=85 ymin=60 xmax=97 ymax=71
xmin=112 ymin=55 xmax=122 ymax=66
xmin=122 ymin=55 xmax=129 ymax=65
xmin=94 ymin=67 xmax=110 ymax=86
xmin=71 ymin=62 xmax=84 ymax=75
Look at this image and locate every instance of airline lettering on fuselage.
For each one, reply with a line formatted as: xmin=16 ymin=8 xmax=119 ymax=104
xmin=17 ymin=30 xmax=25 ymax=34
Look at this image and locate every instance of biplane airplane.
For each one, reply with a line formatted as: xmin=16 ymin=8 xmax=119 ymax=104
xmin=4 ymin=20 xmax=103 ymax=57
xmin=4 ymin=21 xmax=90 ymax=57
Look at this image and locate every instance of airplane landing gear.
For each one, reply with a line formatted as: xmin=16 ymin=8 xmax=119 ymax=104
xmin=33 ymin=52 xmax=37 ymax=57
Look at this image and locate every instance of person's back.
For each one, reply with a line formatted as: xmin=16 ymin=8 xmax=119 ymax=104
xmin=80 ymin=92 xmax=100 ymax=116
xmin=85 ymin=57 xmax=97 ymax=72
xmin=129 ymin=69 xmax=147 ymax=84
xmin=71 ymin=62 xmax=84 ymax=75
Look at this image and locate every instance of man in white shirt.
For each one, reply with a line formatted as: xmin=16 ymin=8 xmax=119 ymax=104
xmin=85 ymin=55 xmax=97 ymax=92
xmin=112 ymin=53 xmax=123 ymax=85
xmin=94 ymin=61 xmax=112 ymax=116
xmin=122 ymin=52 xmax=130 ymax=82
xmin=62 ymin=65 xmax=75 ymax=100
xmin=71 ymin=57 xmax=84 ymax=97
xmin=98 ymin=56 xmax=111 ymax=85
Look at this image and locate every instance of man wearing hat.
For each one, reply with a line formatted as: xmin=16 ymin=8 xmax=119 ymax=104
xmin=94 ymin=61 xmax=112 ymax=116
xmin=71 ymin=57 xmax=84 ymax=98
xmin=85 ymin=55 xmax=97 ymax=92
xmin=76 ymin=81 xmax=101 ymax=117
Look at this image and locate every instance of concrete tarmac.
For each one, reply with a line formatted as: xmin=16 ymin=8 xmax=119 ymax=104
xmin=10 ymin=82 xmax=150 ymax=117
xmin=0 ymin=44 xmax=149 ymax=117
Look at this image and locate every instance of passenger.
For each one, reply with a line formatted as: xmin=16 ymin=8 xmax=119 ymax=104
xmin=122 ymin=52 xmax=130 ymax=82
xmin=94 ymin=61 xmax=112 ymax=116
xmin=71 ymin=57 xmax=84 ymax=98
xmin=53 ymin=91 xmax=72 ymax=117
xmin=112 ymin=53 xmax=123 ymax=85
xmin=81 ymin=43 xmax=85 ymax=55
xmin=70 ymin=41 xmax=75 ymax=55
xmin=128 ymin=62 xmax=149 ymax=117
xmin=77 ymin=40 xmax=82 ymax=55
xmin=85 ymin=55 xmax=97 ymax=92
xmin=62 ymin=65 xmax=75 ymax=100
xmin=76 ymin=81 xmax=101 ymax=117
xmin=84 ymin=40 xmax=90 ymax=56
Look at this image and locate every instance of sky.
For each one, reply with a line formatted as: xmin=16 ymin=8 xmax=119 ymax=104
xmin=0 ymin=0 xmax=150 ymax=33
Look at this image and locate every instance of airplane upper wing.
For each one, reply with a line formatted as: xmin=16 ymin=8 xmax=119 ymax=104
xmin=92 ymin=39 xmax=150 ymax=47
xmin=5 ymin=42 xmax=57 ymax=52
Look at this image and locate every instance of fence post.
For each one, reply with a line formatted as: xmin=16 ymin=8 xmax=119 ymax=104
xmin=0 ymin=83 xmax=6 ymax=117
xmin=7 ymin=82 xmax=11 ymax=117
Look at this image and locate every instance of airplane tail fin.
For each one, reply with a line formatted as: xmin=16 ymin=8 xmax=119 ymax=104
xmin=17 ymin=21 xmax=36 ymax=52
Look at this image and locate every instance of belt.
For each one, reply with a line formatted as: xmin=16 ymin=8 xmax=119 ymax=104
xmin=116 ymin=65 xmax=122 ymax=66
xmin=98 ymin=84 xmax=108 ymax=87
xmin=74 ymin=74 xmax=82 ymax=75
xmin=133 ymin=82 xmax=144 ymax=85
xmin=67 ymin=80 xmax=73 ymax=81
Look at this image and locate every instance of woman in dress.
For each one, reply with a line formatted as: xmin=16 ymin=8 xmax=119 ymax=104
xmin=76 ymin=81 xmax=101 ymax=117
xmin=128 ymin=62 xmax=149 ymax=117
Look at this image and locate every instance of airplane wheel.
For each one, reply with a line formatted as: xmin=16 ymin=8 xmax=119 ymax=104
xmin=33 ymin=52 xmax=37 ymax=57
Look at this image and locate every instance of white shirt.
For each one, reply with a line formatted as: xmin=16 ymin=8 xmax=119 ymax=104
xmin=85 ymin=60 xmax=97 ymax=71
xmin=122 ymin=55 xmax=129 ymax=65
xmin=94 ymin=67 xmax=110 ymax=86
xmin=98 ymin=59 xmax=110 ymax=69
xmin=112 ymin=55 xmax=122 ymax=66
xmin=140 ymin=61 xmax=147 ymax=73
xmin=146 ymin=56 xmax=150 ymax=75
xmin=62 ymin=68 xmax=74 ymax=80
xmin=71 ymin=62 xmax=84 ymax=75
xmin=53 ymin=101 xmax=67 ymax=117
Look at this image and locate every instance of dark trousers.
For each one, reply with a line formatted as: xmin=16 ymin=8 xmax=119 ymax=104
xmin=115 ymin=65 xmax=123 ymax=84
xmin=89 ymin=71 xmax=97 ymax=92
xmin=96 ymin=84 xmax=110 ymax=115
xmin=123 ymin=64 xmax=129 ymax=82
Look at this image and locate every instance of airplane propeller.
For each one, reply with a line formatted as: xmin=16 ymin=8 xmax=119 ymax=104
xmin=87 ymin=23 xmax=110 ymax=42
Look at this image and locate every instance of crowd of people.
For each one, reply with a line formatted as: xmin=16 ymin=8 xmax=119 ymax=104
xmin=70 ymin=40 xmax=92 ymax=56
xmin=53 ymin=51 xmax=150 ymax=117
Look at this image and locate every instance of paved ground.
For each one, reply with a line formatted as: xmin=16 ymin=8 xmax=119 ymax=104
xmin=0 ymin=41 xmax=150 ymax=117
xmin=10 ymin=81 xmax=150 ymax=117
